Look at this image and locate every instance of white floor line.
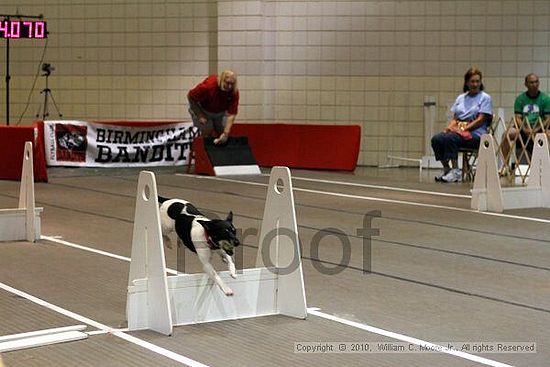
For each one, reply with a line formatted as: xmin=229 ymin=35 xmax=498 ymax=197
xmin=307 ymin=308 xmax=514 ymax=367
xmin=176 ymin=174 xmax=550 ymax=224
xmin=0 ymin=282 xmax=210 ymax=367
xmin=41 ymin=236 xmax=178 ymax=275
xmin=86 ymin=328 xmax=128 ymax=336
xmin=259 ymin=173 xmax=472 ymax=199
xmin=42 ymin=236 xmax=132 ymax=262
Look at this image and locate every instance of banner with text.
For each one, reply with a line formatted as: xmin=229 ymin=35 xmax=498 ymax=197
xmin=44 ymin=120 xmax=199 ymax=167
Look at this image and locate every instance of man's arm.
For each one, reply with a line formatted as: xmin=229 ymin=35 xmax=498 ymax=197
xmin=513 ymin=95 xmax=529 ymax=132
xmin=514 ymin=114 xmax=524 ymax=127
xmin=531 ymin=115 xmax=546 ymax=133
xmin=214 ymin=114 xmax=236 ymax=144
xmin=224 ymin=114 xmax=236 ymax=135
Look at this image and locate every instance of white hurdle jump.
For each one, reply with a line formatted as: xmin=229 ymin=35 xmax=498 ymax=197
xmin=0 ymin=142 xmax=42 ymax=242
xmin=471 ymin=133 xmax=550 ymax=212
xmin=126 ymin=167 xmax=307 ymax=335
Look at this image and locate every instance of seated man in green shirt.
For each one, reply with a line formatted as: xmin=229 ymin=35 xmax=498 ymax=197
xmin=502 ymin=73 xmax=550 ymax=166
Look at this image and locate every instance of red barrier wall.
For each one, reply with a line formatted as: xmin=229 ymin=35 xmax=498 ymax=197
xmin=0 ymin=120 xmax=359 ymax=179
xmin=93 ymin=120 xmax=186 ymax=127
xmin=0 ymin=123 xmax=48 ymax=182
xmin=231 ymin=123 xmax=361 ymax=171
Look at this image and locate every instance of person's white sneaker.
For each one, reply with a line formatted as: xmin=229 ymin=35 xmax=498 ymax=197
xmin=435 ymin=170 xmax=449 ymax=182
xmin=454 ymin=169 xmax=463 ymax=182
xmin=441 ymin=168 xmax=462 ymax=183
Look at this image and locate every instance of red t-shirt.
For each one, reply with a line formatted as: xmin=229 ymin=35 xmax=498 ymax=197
xmin=187 ymin=76 xmax=239 ymax=115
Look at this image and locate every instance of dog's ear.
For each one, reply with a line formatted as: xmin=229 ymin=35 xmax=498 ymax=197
xmin=226 ymin=211 xmax=233 ymax=223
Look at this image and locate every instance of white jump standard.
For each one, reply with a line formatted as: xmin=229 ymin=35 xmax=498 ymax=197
xmin=0 ymin=141 xmax=42 ymax=242
xmin=471 ymin=133 xmax=550 ymax=212
xmin=126 ymin=167 xmax=307 ymax=335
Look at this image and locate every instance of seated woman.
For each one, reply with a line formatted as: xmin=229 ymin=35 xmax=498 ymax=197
xmin=431 ymin=67 xmax=493 ymax=182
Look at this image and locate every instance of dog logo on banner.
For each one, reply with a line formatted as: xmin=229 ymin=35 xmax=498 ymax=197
xmin=55 ymin=124 xmax=87 ymax=162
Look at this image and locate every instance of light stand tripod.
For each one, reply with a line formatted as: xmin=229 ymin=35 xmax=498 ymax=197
xmin=36 ymin=63 xmax=62 ymax=120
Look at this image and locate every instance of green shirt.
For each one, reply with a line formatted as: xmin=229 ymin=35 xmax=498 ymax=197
xmin=514 ymin=91 xmax=550 ymax=125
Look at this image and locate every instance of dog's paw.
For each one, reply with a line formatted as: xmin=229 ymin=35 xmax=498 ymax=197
xmin=224 ymin=288 xmax=234 ymax=296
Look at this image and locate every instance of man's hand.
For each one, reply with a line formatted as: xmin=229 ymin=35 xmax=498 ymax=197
xmin=521 ymin=125 xmax=533 ymax=135
xmin=214 ymin=132 xmax=228 ymax=145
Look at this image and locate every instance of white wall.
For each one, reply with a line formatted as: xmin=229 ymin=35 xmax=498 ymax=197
xmin=1 ymin=0 xmax=549 ymax=165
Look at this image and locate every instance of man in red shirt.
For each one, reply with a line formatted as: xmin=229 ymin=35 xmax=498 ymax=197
xmin=187 ymin=70 xmax=239 ymax=144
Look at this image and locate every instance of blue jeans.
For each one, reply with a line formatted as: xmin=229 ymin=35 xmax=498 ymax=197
xmin=431 ymin=132 xmax=481 ymax=161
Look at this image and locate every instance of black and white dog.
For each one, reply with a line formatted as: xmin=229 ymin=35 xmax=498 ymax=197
xmin=159 ymin=197 xmax=240 ymax=296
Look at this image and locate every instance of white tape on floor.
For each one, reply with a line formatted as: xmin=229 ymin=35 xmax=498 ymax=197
xmin=41 ymin=236 xmax=178 ymax=275
xmin=261 ymin=173 xmax=472 ymax=199
xmin=307 ymin=308 xmax=514 ymax=367
xmin=41 ymin=236 xmax=132 ymax=262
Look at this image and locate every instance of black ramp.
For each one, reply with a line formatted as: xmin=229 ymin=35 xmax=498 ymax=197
xmin=203 ymin=137 xmax=257 ymax=167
